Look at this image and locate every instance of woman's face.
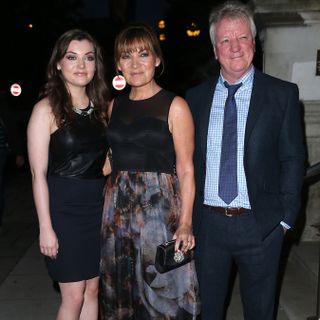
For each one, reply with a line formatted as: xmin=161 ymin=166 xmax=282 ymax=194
xmin=57 ymin=39 xmax=96 ymax=90
xmin=117 ymin=42 xmax=160 ymax=89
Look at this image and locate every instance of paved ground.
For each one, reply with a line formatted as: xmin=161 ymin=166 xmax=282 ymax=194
xmin=0 ymin=168 xmax=318 ymax=319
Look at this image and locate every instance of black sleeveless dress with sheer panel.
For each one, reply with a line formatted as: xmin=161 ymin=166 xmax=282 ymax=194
xmin=100 ymin=89 xmax=200 ymax=319
xmin=47 ymin=107 xmax=107 ymax=283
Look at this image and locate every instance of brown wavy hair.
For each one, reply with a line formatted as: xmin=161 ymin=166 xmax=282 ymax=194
xmin=39 ymin=29 xmax=110 ymax=126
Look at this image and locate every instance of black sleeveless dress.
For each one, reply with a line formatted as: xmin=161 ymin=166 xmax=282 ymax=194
xmin=47 ymin=108 xmax=107 ymax=283
xmin=100 ymin=90 xmax=200 ymax=319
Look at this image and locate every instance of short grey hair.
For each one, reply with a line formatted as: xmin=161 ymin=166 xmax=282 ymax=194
xmin=209 ymin=0 xmax=256 ymax=47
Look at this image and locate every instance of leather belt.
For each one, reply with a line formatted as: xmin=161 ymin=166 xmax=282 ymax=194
xmin=203 ymin=205 xmax=248 ymax=217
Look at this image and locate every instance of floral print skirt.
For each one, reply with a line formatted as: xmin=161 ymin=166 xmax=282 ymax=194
xmin=99 ymin=171 xmax=200 ymax=319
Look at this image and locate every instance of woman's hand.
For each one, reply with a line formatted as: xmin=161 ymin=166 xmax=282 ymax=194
xmin=173 ymin=224 xmax=195 ymax=253
xmin=39 ymin=227 xmax=59 ymax=259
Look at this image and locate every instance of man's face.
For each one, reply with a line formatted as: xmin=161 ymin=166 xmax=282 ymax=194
xmin=214 ymin=17 xmax=255 ymax=83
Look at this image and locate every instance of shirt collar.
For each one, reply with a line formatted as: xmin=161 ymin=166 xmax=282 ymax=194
xmin=218 ymin=65 xmax=255 ymax=88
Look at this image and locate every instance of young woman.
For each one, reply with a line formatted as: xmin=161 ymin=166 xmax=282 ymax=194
xmin=27 ymin=29 xmax=109 ymax=319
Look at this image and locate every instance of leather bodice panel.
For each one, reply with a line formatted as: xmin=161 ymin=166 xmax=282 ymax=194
xmin=49 ymin=113 xmax=107 ymax=179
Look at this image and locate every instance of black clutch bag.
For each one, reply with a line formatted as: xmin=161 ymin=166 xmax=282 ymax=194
xmin=155 ymin=239 xmax=194 ymax=274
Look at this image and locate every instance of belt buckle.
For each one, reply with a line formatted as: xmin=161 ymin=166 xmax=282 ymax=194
xmin=224 ymin=207 xmax=233 ymax=217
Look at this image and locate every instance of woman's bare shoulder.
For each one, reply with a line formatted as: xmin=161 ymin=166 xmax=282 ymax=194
xmin=32 ymin=98 xmax=52 ymax=115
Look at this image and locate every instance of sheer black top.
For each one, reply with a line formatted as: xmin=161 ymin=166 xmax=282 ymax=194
xmin=48 ymin=110 xmax=107 ymax=179
xmin=107 ymin=89 xmax=176 ymax=174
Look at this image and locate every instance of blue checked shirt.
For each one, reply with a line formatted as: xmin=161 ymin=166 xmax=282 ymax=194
xmin=204 ymin=67 xmax=254 ymax=209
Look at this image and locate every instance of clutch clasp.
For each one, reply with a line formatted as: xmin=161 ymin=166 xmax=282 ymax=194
xmin=174 ymin=250 xmax=184 ymax=263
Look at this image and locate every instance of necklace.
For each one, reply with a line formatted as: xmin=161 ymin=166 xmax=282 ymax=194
xmin=73 ymin=101 xmax=94 ymax=116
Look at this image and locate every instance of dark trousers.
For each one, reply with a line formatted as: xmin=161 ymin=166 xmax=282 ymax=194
xmin=196 ymin=207 xmax=284 ymax=320
xmin=0 ymin=147 xmax=8 ymax=226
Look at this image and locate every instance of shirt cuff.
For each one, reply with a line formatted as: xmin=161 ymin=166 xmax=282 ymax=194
xmin=280 ymin=221 xmax=291 ymax=230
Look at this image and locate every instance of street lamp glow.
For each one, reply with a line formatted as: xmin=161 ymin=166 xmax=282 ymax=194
xmin=186 ymin=22 xmax=201 ymax=37
xmin=159 ymin=33 xmax=166 ymax=41
xmin=158 ymin=20 xmax=165 ymax=29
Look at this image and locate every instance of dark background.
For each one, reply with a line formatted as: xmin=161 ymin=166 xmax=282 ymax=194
xmin=0 ymin=0 xmax=258 ymax=126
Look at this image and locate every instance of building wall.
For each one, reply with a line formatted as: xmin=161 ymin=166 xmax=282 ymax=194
xmin=262 ymin=21 xmax=320 ymax=240
xmin=263 ymin=24 xmax=320 ymax=101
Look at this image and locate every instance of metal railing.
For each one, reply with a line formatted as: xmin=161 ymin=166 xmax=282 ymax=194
xmin=304 ymin=162 xmax=320 ymax=185
xmin=305 ymin=162 xmax=320 ymax=320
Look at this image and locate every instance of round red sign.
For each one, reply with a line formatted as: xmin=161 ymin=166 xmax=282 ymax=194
xmin=112 ymin=75 xmax=126 ymax=91
xmin=10 ymin=83 xmax=22 ymax=96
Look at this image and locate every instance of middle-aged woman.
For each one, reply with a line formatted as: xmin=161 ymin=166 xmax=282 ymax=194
xmin=27 ymin=29 xmax=109 ymax=319
xmin=99 ymin=22 xmax=200 ymax=319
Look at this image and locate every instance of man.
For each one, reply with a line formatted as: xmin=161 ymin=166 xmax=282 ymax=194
xmin=186 ymin=1 xmax=305 ymax=319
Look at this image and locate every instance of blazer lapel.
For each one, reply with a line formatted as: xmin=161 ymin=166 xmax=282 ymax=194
xmin=244 ymin=70 xmax=265 ymax=152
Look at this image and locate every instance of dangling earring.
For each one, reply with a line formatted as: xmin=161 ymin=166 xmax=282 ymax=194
xmin=155 ymin=62 xmax=164 ymax=78
xmin=112 ymin=74 xmax=126 ymax=91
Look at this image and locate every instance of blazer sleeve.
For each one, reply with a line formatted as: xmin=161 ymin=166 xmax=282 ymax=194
xmin=278 ymin=83 xmax=305 ymax=227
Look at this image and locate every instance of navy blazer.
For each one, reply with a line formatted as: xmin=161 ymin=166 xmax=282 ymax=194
xmin=186 ymin=69 xmax=305 ymax=239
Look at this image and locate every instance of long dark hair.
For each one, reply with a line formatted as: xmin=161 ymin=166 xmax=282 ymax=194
xmin=40 ymin=29 xmax=110 ymax=126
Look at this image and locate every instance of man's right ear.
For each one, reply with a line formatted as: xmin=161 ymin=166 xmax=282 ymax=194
xmin=213 ymin=48 xmax=218 ymax=60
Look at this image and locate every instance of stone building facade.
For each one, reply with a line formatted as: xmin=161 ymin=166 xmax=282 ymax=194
xmin=252 ymin=0 xmax=320 ymax=240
